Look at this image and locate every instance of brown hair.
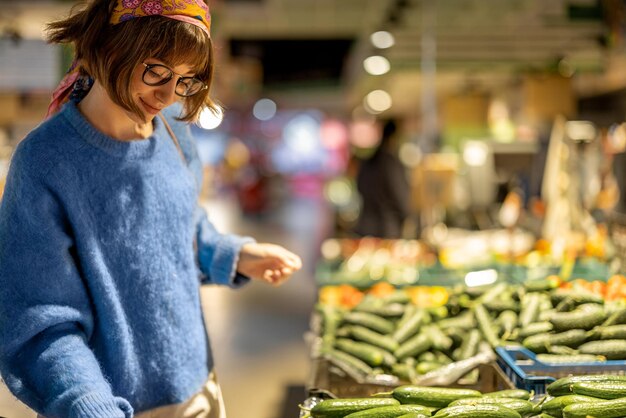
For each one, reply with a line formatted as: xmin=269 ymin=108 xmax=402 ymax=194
xmin=45 ymin=0 xmax=218 ymax=122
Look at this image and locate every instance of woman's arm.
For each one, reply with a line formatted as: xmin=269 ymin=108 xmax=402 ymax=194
xmin=0 ymin=149 xmax=132 ymax=418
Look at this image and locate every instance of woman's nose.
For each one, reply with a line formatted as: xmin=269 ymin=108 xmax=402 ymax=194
xmin=155 ymin=78 xmax=178 ymax=105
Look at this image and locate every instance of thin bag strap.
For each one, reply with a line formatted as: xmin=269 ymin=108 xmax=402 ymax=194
xmin=158 ymin=113 xmax=187 ymax=163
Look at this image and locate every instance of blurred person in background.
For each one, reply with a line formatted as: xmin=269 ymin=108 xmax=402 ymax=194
xmin=354 ymin=119 xmax=411 ymax=238
xmin=0 ymin=1 xmax=301 ymax=417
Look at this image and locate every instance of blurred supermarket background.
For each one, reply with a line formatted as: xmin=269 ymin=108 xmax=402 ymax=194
xmin=1 ymin=0 xmax=626 ymax=417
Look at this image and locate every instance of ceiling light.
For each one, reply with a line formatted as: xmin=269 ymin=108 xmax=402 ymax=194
xmin=370 ymin=31 xmax=395 ymax=49
xmin=363 ymin=55 xmax=390 ymax=75
xmin=253 ymin=98 xmax=277 ymax=121
xmin=364 ymin=90 xmax=392 ymax=114
xmin=198 ymin=106 xmax=224 ymax=130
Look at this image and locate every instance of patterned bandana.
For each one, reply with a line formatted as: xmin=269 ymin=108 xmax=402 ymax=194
xmin=110 ymin=0 xmax=211 ymax=36
xmin=46 ymin=0 xmax=211 ymax=118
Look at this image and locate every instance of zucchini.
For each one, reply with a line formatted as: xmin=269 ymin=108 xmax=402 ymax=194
xmin=483 ymin=389 xmax=531 ymax=400
xmin=433 ymin=404 xmax=521 ymax=418
xmin=343 ymin=404 xmax=433 ymax=417
xmin=394 ymin=333 xmax=432 ymax=361
xmin=522 ymin=329 xmax=587 ymax=354
xmin=448 ymin=397 xmax=534 ymax=417
xmin=392 ymin=385 xmax=482 ymax=408
xmin=540 ymin=394 xmax=600 ymax=417
xmin=572 ymin=381 xmax=626 ymax=399
xmin=550 ymin=303 xmax=606 ymax=331
xmin=350 ymin=325 xmax=400 ymax=353
xmin=547 ymin=375 xmax=626 ymax=397
xmin=562 ymin=397 xmax=626 ymax=418
xmin=392 ymin=309 xmax=428 ymax=343
xmin=310 ymin=398 xmax=401 ymax=418
xmin=343 ymin=312 xmax=396 ymax=334
xmin=578 ymin=339 xmax=626 ymax=360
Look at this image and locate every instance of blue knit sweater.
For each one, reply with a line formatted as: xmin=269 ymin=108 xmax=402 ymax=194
xmin=0 ymin=102 xmax=252 ymax=417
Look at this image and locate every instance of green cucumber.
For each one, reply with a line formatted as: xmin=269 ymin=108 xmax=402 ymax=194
xmin=519 ymin=293 xmax=542 ymax=328
xmin=590 ymin=324 xmax=626 ymax=340
xmin=547 ymin=375 xmax=626 ymax=397
xmin=416 ymin=361 xmax=443 ymax=375
xmin=394 ymin=333 xmax=432 ymax=360
xmin=343 ymin=404 xmax=433 ymax=417
xmin=562 ymin=397 xmax=626 ymax=418
xmin=454 ymin=329 xmax=481 ymax=361
xmin=350 ymin=325 xmax=400 ymax=353
xmin=550 ymin=303 xmax=606 ymax=331
xmin=325 ymin=349 xmax=374 ymax=376
xmin=357 ymin=303 xmax=406 ymax=317
xmin=310 ymin=398 xmax=401 ymax=418
xmin=540 ymin=394 xmax=600 ymax=417
xmin=392 ymin=309 xmax=428 ymax=343
xmin=572 ymin=381 xmax=626 ymax=399
xmin=548 ymin=345 xmax=579 ymax=355
xmin=474 ymin=303 xmax=500 ymax=348
xmin=484 ymin=298 xmax=520 ymax=313
xmin=524 ymin=278 xmax=559 ymax=292
xmin=317 ymin=304 xmax=342 ymax=353
xmin=382 ymin=290 xmax=412 ymax=305
xmin=437 ymin=312 xmax=476 ymax=330
xmin=578 ymin=339 xmax=626 ymax=360
xmin=550 ymin=289 xmax=604 ymax=307
xmin=336 ymin=338 xmax=385 ymax=366
xmin=423 ymin=325 xmax=453 ymax=351
xmin=343 ymin=312 xmax=395 ymax=334
xmin=518 ymin=322 xmax=554 ymax=338
xmin=448 ymin=397 xmax=534 ymax=416
xmin=536 ymin=354 xmax=604 ymax=364
xmin=602 ymin=307 xmax=626 ymax=326
xmin=392 ymin=385 xmax=482 ymax=408
xmin=483 ymin=389 xmax=531 ymax=400
xmin=433 ymin=404 xmax=521 ymax=418
xmin=396 ymin=414 xmax=429 ymax=418
xmin=498 ymin=310 xmax=518 ymax=339
xmin=522 ymin=329 xmax=587 ymax=354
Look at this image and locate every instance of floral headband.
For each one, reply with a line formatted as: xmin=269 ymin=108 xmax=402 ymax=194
xmin=46 ymin=0 xmax=211 ymax=118
xmin=110 ymin=0 xmax=211 ymax=36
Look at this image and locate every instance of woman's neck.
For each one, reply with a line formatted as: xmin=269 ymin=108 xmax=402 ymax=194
xmin=77 ymin=81 xmax=153 ymax=141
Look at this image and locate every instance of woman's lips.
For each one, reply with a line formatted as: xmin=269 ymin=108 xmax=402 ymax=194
xmin=140 ymin=98 xmax=162 ymax=115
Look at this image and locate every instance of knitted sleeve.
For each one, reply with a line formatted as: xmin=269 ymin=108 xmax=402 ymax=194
xmin=0 ymin=144 xmax=132 ymax=418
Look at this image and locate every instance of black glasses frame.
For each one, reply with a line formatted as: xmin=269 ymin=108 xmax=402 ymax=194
xmin=141 ymin=63 xmax=208 ymax=97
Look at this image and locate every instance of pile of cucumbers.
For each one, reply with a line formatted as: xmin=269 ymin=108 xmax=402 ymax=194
xmin=316 ymin=279 xmax=626 ymax=384
xmin=302 ymin=375 xmax=626 ymax=418
xmin=539 ymin=374 xmax=626 ymax=418
xmin=301 ymin=386 xmax=537 ymax=417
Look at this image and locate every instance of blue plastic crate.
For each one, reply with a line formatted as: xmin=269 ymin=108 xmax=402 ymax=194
xmin=496 ymin=346 xmax=626 ymax=395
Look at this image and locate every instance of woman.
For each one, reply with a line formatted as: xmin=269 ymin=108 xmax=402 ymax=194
xmin=0 ymin=1 xmax=302 ymax=417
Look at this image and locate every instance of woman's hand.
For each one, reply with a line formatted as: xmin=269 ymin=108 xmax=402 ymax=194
xmin=237 ymin=243 xmax=302 ymax=286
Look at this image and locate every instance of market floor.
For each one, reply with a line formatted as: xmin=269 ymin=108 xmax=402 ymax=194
xmin=0 ymin=193 xmax=330 ymax=418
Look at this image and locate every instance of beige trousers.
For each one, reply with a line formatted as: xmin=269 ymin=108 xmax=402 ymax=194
xmin=134 ymin=372 xmax=227 ymax=418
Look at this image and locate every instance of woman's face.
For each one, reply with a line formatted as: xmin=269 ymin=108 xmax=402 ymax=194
xmin=129 ymin=58 xmax=195 ymax=122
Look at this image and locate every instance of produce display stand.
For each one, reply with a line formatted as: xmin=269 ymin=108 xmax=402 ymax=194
xmin=496 ymin=346 xmax=626 ymax=395
xmin=306 ymin=358 xmax=515 ymax=399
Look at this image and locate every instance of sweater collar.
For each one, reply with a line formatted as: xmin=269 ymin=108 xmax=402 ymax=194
xmin=60 ymin=101 xmax=166 ymax=159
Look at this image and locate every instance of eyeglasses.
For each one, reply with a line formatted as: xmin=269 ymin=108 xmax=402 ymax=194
xmin=142 ymin=63 xmax=208 ymax=97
